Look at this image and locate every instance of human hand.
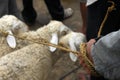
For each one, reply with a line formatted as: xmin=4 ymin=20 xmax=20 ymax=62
xmin=86 ymin=39 xmax=96 ymax=62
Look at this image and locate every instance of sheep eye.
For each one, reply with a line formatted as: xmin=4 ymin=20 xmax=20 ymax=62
xmin=61 ymin=31 xmax=67 ymax=35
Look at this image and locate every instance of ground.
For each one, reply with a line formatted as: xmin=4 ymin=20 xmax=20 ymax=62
xmin=16 ymin=0 xmax=88 ymax=80
xmin=17 ymin=0 xmax=83 ymax=31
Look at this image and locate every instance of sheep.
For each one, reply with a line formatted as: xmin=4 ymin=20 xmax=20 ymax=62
xmin=0 ymin=20 xmax=86 ymax=79
xmin=0 ymin=15 xmax=28 ymax=34
xmin=0 ymin=15 xmax=29 ymax=56
xmin=59 ymin=32 xmax=86 ymax=62
xmin=0 ymin=15 xmax=86 ymax=63
xmin=0 ymin=16 xmax=73 ymax=57
xmin=0 ymin=33 xmax=86 ymax=80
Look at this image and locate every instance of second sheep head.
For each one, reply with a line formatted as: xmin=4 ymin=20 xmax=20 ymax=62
xmin=47 ymin=21 xmax=72 ymax=52
xmin=47 ymin=21 xmax=86 ymax=62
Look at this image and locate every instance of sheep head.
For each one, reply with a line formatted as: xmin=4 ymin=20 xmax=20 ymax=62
xmin=42 ymin=21 xmax=86 ymax=63
xmin=44 ymin=20 xmax=72 ymax=52
xmin=59 ymin=32 xmax=86 ymax=62
xmin=0 ymin=15 xmax=28 ymax=48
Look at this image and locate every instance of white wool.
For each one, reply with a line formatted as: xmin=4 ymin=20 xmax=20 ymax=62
xmin=0 ymin=20 xmax=86 ymax=80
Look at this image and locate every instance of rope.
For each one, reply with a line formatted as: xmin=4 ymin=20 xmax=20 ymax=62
xmin=78 ymin=1 xmax=115 ymax=76
xmin=79 ymin=43 xmax=100 ymax=76
xmin=97 ymin=1 xmax=115 ymax=37
xmin=0 ymin=29 xmax=80 ymax=55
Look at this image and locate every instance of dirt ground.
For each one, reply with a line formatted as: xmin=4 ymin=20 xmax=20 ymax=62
xmin=16 ymin=0 xmax=88 ymax=80
xmin=17 ymin=0 xmax=83 ymax=31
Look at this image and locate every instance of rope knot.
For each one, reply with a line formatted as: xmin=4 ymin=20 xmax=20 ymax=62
xmin=79 ymin=43 xmax=100 ymax=76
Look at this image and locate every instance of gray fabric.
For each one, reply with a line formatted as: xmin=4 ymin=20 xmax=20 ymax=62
xmin=91 ymin=29 xmax=120 ymax=80
xmin=0 ymin=0 xmax=22 ymax=20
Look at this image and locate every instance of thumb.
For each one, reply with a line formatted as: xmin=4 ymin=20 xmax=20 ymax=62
xmin=86 ymin=39 xmax=96 ymax=56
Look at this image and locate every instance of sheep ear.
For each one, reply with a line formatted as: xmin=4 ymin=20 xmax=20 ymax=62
xmin=69 ymin=39 xmax=78 ymax=62
xmin=6 ymin=30 xmax=16 ymax=48
xmin=49 ymin=33 xmax=58 ymax=52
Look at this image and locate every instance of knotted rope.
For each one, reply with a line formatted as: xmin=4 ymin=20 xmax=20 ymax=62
xmin=79 ymin=0 xmax=115 ymax=76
